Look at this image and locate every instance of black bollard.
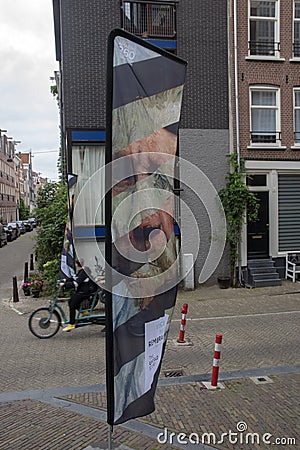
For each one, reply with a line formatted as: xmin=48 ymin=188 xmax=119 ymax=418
xmin=30 ymin=253 xmax=34 ymax=271
xmin=13 ymin=276 xmax=19 ymax=303
xmin=24 ymin=262 xmax=29 ymax=282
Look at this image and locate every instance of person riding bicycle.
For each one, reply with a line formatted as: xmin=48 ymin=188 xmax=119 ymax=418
xmin=60 ymin=259 xmax=97 ymax=332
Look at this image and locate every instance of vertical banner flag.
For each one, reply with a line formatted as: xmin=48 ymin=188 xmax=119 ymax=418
xmin=60 ymin=174 xmax=77 ymax=279
xmin=106 ymin=29 xmax=187 ymax=425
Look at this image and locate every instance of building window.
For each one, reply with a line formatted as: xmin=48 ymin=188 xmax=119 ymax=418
xmin=249 ymin=0 xmax=279 ymax=56
xmin=121 ymin=1 xmax=176 ymax=38
xmin=72 ymin=145 xmax=105 ymax=226
xmin=294 ymin=1 xmax=300 ymax=57
xmin=250 ymin=86 xmax=280 ymax=145
xmin=247 ymin=174 xmax=267 ymax=186
xmin=294 ymin=89 xmax=300 ymax=144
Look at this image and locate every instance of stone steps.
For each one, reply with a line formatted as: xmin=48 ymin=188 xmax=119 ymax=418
xmin=248 ymin=259 xmax=282 ymax=288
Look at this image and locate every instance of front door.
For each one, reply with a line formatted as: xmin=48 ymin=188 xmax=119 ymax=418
xmin=247 ymin=191 xmax=269 ymax=259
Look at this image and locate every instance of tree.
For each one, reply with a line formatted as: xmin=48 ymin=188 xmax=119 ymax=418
xmin=19 ymin=197 xmax=30 ymax=220
xmin=34 ymin=182 xmax=68 ymax=292
xmin=219 ymin=153 xmax=259 ymax=286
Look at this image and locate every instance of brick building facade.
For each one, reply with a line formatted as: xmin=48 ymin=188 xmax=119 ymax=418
xmin=0 ymin=133 xmax=18 ymax=223
xmin=53 ymin=0 xmax=230 ymax=286
xmin=231 ymin=0 xmax=300 ymax=280
xmin=0 ymin=131 xmax=37 ymax=223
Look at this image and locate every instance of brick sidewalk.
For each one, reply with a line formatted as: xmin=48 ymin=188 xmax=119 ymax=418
xmin=0 ymin=372 xmax=298 ymax=449
xmin=62 ymin=372 xmax=299 ymax=450
xmin=1 ymin=281 xmax=299 ymax=449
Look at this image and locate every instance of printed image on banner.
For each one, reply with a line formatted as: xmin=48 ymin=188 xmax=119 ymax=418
xmin=110 ymin=33 xmax=186 ymax=425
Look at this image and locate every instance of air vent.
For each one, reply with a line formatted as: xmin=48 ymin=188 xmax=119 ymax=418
xmin=250 ymin=375 xmax=273 ymax=385
xmin=163 ymin=369 xmax=184 ymax=377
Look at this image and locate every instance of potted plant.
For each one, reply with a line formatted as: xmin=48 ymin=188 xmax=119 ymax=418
xmin=30 ymin=280 xmax=43 ymax=298
xmin=217 ymin=275 xmax=231 ymax=289
xmin=22 ymin=273 xmax=43 ymax=298
xmin=21 ymin=281 xmax=32 ymax=296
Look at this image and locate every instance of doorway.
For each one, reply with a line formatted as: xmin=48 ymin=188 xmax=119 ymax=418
xmin=247 ymin=191 xmax=269 ymax=259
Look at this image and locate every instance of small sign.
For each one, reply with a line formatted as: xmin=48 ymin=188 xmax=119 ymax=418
xmin=145 ymin=314 xmax=169 ymax=392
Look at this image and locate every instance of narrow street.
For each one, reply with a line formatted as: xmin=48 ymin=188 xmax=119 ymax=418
xmin=0 ymin=230 xmax=37 ymax=300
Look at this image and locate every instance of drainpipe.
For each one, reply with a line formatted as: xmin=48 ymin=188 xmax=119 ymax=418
xmin=233 ymin=0 xmax=243 ymax=285
xmin=233 ymin=0 xmax=240 ymax=166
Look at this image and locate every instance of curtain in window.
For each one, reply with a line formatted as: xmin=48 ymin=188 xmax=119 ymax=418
xmin=72 ymin=145 xmax=105 ymax=226
xmin=250 ymin=1 xmax=276 ymax=55
xmin=295 ymin=91 xmax=300 ymax=143
xmin=250 ymin=1 xmax=275 ymax=17
xmin=295 ymin=22 xmax=300 ymax=41
xmin=294 ymin=2 xmax=300 ymax=56
xmin=251 ymin=91 xmax=276 ymax=134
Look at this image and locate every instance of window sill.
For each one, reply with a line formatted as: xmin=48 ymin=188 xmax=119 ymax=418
xmin=289 ymin=58 xmax=300 ymax=63
xmin=291 ymin=146 xmax=300 ymax=150
xmin=245 ymin=56 xmax=285 ymax=62
xmin=247 ymin=145 xmax=286 ymax=151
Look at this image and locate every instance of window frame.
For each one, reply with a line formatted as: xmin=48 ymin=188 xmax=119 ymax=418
xmin=121 ymin=0 xmax=177 ymax=40
xmin=293 ymin=1 xmax=300 ymax=58
xmin=294 ymin=88 xmax=300 ymax=146
xmin=71 ymin=143 xmax=106 ymax=227
xmin=248 ymin=0 xmax=280 ymax=59
xmin=249 ymin=85 xmax=281 ymax=147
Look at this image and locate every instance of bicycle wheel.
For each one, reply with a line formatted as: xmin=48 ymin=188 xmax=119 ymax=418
xmin=28 ymin=308 xmax=61 ymax=339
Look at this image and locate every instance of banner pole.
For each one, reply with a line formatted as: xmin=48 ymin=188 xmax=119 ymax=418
xmin=107 ymin=424 xmax=113 ymax=450
xmin=105 ymin=29 xmax=115 ymax=427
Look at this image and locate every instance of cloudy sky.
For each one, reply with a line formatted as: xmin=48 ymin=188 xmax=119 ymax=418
xmin=0 ymin=0 xmax=60 ymax=181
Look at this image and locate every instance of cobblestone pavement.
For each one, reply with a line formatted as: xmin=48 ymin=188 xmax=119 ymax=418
xmin=0 ymin=281 xmax=299 ymax=449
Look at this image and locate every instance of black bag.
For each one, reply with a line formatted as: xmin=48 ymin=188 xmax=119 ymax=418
xmin=88 ymin=278 xmax=98 ymax=294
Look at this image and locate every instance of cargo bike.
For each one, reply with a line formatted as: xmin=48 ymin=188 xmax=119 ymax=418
xmin=28 ymin=282 xmax=106 ymax=339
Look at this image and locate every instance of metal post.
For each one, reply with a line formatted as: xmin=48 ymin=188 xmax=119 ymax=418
xmin=24 ymin=262 xmax=29 ymax=282
xmin=30 ymin=253 xmax=34 ymax=271
xmin=211 ymin=334 xmax=223 ymax=387
xmin=177 ymin=303 xmax=188 ymax=343
xmin=13 ymin=276 xmax=19 ymax=303
xmin=108 ymin=424 xmax=113 ymax=450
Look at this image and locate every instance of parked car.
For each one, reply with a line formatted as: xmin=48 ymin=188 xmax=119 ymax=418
xmin=23 ymin=220 xmax=33 ymax=232
xmin=4 ymin=225 xmax=14 ymax=242
xmin=16 ymin=221 xmax=26 ymax=234
xmin=28 ymin=217 xmax=37 ymax=228
xmin=0 ymin=223 xmax=8 ymax=247
xmin=7 ymin=222 xmax=21 ymax=238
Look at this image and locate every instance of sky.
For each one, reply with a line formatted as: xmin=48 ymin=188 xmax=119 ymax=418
xmin=0 ymin=0 xmax=60 ymax=181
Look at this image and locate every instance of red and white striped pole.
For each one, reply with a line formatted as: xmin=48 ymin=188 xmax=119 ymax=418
xmin=177 ymin=303 xmax=188 ymax=343
xmin=211 ymin=334 xmax=223 ymax=387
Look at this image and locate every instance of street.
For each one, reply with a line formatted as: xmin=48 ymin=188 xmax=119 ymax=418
xmin=0 ymin=236 xmax=299 ymax=449
xmin=0 ymin=233 xmax=299 ymax=392
xmin=0 ymin=230 xmax=37 ymax=300
xmin=2 ymin=291 xmax=299 ymax=392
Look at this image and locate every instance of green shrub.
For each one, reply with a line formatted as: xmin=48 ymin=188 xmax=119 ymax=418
xmin=33 ymin=182 xmax=68 ymax=295
xmin=42 ymin=259 xmax=61 ymax=296
xmin=219 ymin=153 xmax=259 ymax=286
